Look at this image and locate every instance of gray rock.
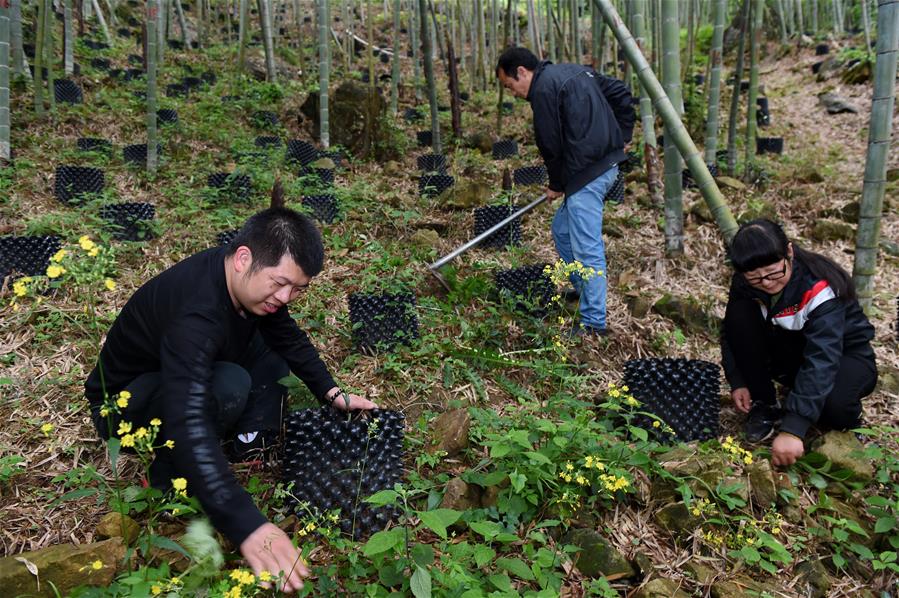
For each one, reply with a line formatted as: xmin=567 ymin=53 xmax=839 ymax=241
xmin=811 ymin=219 xmax=854 ymax=242
xmin=683 ymin=560 xmax=718 ymax=586
xmin=815 ymin=58 xmax=841 ymax=81
xmin=0 ymin=537 xmax=125 ymax=597
xmin=444 ymin=180 xmax=491 ymax=209
xmin=887 ymin=167 xmax=899 ymax=182
xmin=747 ymin=459 xmax=778 ymax=508
xmin=440 ymin=477 xmax=482 ymax=511
xmin=794 ymin=559 xmax=832 ymax=598
xmin=652 ymin=293 xmax=719 ymax=334
xmin=818 ymin=92 xmax=859 ymax=114
xmin=711 ymin=576 xmax=778 ymax=598
xmin=810 ymin=431 xmax=873 ymax=482
xmin=876 ymin=365 xmax=899 ymax=394
xmin=625 ymin=293 xmax=653 ymax=319
xmin=429 ymin=409 xmax=470 ymax=457
xmin=562 ymin=529 xmax=635 ymax=580
xmin=96 ymin=512 xmax=140 ymax=544
xmin=653 ymin=447 xmax=730 ymax=501
xmin=633 ymin=578 xmax=691 ymax=598
xmin=653 ymin=502 xmax=701 ymax=539
xmin=410 ymin=229 xmax=440 ymax=249
xmin=715 ymin=176 xmax=747 ymax=190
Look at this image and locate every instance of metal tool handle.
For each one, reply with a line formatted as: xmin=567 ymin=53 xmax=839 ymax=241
xmin=428 ymin=194 xmax=549 ymax=272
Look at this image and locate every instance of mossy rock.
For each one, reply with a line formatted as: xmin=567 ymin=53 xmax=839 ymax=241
xmin=811 ymin=219 xmax=854 ymax=242
xmin=737 ymin=198 xmax=778 ymax=223
xmin=563 ymin=529 xmax=635 ymax=580
xmin=746 ymin=459 xmax=778 ymax=509
xmin=0 ymin=538 xmax=125 ymax=597
xmin=653 ymin=502 xmax=701 ymax=539
xmin=841 ymin=60 xmax=872 ymax=85
xmin=300 ymin=80 xmax=387 ymax=160
xmin=810 ymin=431 xmax=873 ymax=483
xmin=710 ymin=576 xmax=779 ymax=598
xmin=410 ymin=228 xmax=440 ymax=249
xmin=793 ymin=559 xmax=833 ymax=598
xmin=652 ymin=293 xmax=719 ymax=335
xmin=820 ymin=201 xmax=859 ymax=223
xmin=634 ymin=578 xmax=692 ymax=598
xmin=443 ymin=180 xmax=491 ymax=209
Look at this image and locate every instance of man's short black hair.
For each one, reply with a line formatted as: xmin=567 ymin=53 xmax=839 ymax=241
xmin=496 ymin=46 xmax=539 ymax=78
xmin=225 ymin=207 xmax=325 ymax=277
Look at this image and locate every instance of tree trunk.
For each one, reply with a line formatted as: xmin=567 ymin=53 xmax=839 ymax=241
xmin=743 ymin=0 xmax=763 ymax=182
xmin=811 ymin=0 xmax=818 ymax=33
xmin=704 ymin=0 xmax=725 ymax=165
xmin=0 ymin=0 xmax=10 ymax=163
xmin=571 ymin=0 xmax=581 ymax=61
xmin=11 ymin=0 xmax=27 ymax=79
xmin=861 ymin=0 xmax=872 ymax=56
xmin=63 ymin=0 xmax=74 ymax=75
xmin=412 ymin=0 xmax=421 ymax=99
xmin=683 ymin=0 xmax=694 ymax=81
xmin=366 ymin=0 xmax=375 ymax=88
xmin=318 ymin=0 xmax=329 ymax=148
xmin=146 ymin=0 xmax=159 ymax=174
xmin=852 ymin=0 xmax=898 ymax=311
xmin=174 ymin=0 xmax=188 ymax=45
xmin=546 ymin=0 xmax=556 ymax=61
xmin=592 ymin=0 xmax=738 ymax=243
xmin=237 ymin=0 xmax=248 ymax=71
xmin=660 ymin=0 xmax=683 ymax=255
xmin=258 ymin=0 xmax=276 ymax=82
xmin=795 ymin=0 xmax=804 ymax=35
xmin=775 ymin=0 xmax=789 ymax=42
xmin=446 ymin=35 xmax=462 ymax=138
xmin=419 ymin=0 xmax=441 ymax=153
xmin=43 ymin=0 xmax=55 ymax=113
xmin=631 ymin=0 xmax=663 ymax=207
xmin=726 ymin=0 xmax=749 ymax=176
xmin=156 ymin=0 xmax=166 ymax=63
xmin=526 ymin=0 xmax=537 ymax=51
xmin=390 ymin=0 xmax=400 ymax=113
xmin=34 ymin=0 xmax=44 ymax=115
xmin=91 ymin=0 xmax=111 ymax=44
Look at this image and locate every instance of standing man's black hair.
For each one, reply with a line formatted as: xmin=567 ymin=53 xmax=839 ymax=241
xmin=496 ymin=46 xmax=540 ymax=78
xmin=225 ymin=207 xmax=325 ymax=278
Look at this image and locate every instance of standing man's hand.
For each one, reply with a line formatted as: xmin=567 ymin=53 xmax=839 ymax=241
xmin=731 ymin=387 xmax=752 ymax=414
xmin=325 ymin=387 xmax=378 ymax=411
xmin=771 ymin=432 xmax=805 ymax=467
xmin=545 ymin=188 xmax=564 ymax=202
xmin=240 ymin=522 xmax=309 ymax=593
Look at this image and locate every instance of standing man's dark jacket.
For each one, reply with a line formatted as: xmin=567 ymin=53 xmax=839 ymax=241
xmin=526 ymin=61 xmax=636 ymax=197
xmin=85 ymin=246 xmax=336 ymax=547
xmin=721 ymin=256 xmax=876 ymax=438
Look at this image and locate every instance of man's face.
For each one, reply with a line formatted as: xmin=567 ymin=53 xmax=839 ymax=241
xmin=233 ymin=251 xmax=311 ymax=316
xmin=498 ymin=66 xmax=533 ymax=99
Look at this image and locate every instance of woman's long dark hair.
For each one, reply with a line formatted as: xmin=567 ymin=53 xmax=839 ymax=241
xmin=729 ymin=218 xmax=855 ymax=300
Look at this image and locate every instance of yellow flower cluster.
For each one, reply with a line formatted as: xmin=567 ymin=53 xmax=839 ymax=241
xmin=78 ymin=235 xmax=100 ymax=257
xmin=46 ymin=264 xmax=66 ymax=278
xmin=606 ymin=383 xmax=641 ymax=408
xmin=230 ymin=569 xmax=256 ymax=585
xmin=51 ymin=249 xmax=67 ymax=263
xmin=689 ymin=497 xmax=716 ymax=518
xmin=722 ymin=436 xmax=755 ymax=465
xmin=12 ymin=277 xmax=32 ymax=297
xmin=598 ymin=473 xmax=630 ymax=492
xmin=40 ymin=423 xmax=54 ymax=436
xmin=297 ymin=520 xmax=318 ymax=537
xmin=542 ymin=259 xmax=600 ymax=286
xmin=151 ymin=576 xmax=182 ymax=596
xmin=116 ymin=390 xmax=131 ymax=409
xmin=172 ymin=477 xmax=188 ymax=497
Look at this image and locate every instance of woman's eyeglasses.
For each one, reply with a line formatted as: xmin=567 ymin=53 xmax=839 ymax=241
xmin=744 ymin=259 xmax=788 ymax=285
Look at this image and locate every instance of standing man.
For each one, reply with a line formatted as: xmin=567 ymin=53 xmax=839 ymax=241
xmin=496 ymin=47 xmax=635 ymax=336
xmin=85 ymin=200 xmax=374 ymax=592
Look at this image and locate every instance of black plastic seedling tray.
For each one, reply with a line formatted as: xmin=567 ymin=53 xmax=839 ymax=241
xmin=100 ymin=202 xmax=156 ymax=241
xmin=416 ymin=130 xmax=432 ymax=148
xmin=815 ymin=43 xmax=829 ymax=55
xmin=492 ymin=139 xmax=518 ymax=160
xmin=123 ymin=143 xmax=162 ymax=165
xmin=122 ymin=68 xmax=144 ymax=81
xmin=166 ymin=83 xmax=189 ymax=98
xmin=419 ymin=174 xmax=454 ymax=198
xmin=681 ymin=163 xmax=718 ymax=190
xmin=157 ymin=109 xmax=179 ymax=125
xmin=54 ymin=79 xmax=83 ymax=104
xmin=208 ymin=172 xmax=252 ymax=202
xmin=494 ymin=263 xmax=554 ymax=315
xmin=252 ymin=110 xmax=279 ymax=128
xmin=416 ymin=153 xmax=446 ymax=173
xmin=348 ymin=292 xmax=419 ymax=353
xmin=217 ymin=228 xmax=240 ymax=246
xmin=77 ymin=137 xmax=112 ymax=154
xmin=254 ymin=136 xmax=281 ymax=149
xmin=300 ymin=167 xmax=334 ymax=186
xmin=403 ymin=107 xmax=422 ymax=122
xmin=182 ymin=76 xmax=203 ymax=90
xmin=282 ymin=407 xmax=404 ymax=540
xmin=623 ymin=357 xmax=721 ymax=442
xmin=54 ymin=165 xmax=104 ymax=204
xmin=618 ymin=151 xmax=640 ymax=174
xmin=474 ymin=205 xmax=522 ymax=249
xmin=0 ymin=235 xmax=63 ymax=280
xmin=286 ymin=140 xmax=320 ymax=166
xmin=512 ymin=165 xmax=548 ymax=187
xmin=606 ymin=170 xmax=625 ymax=204
xmin=756 ymin=137 xmax=784 ymax=155
xmin=302 ymin=194 xmax=339 ymax=224
xmin=90 ymin=57 xmax=111 ymax=71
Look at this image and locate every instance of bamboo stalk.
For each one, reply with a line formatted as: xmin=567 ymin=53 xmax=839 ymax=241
xmin=419 ymin=0 xmax=441 ymax=152
xmin=63 ymin=0 xmax=73 ymax=75
xmin=237 ymin=0 xmax=247 ymax=71
xmin=726 ymin=0 xmax=748 ymax=176
xmin=34 ymin=0 xmax=45 ymax=115
xmin=704 ymin=0 xmax=725 ymax=165
xmin=147 ymin=0 xmax=159 ymax=174
xmin=660 ymin=0 xmax=683 ymax=255
xmin=317 ymin=0 xmax=329 ymax=148
xmin=0 ymin=0 xmax=10 ymax=163
xmin=631 ymin=0 xmax=663 ymax=208
xmin=43 ymin=0 xmax=55 ymax=113
xmin=91 ymin=0 xmax=110 ymax=44
xmin=852 ymin=0 xmax=899 ymax=311
xmin=258 ymin=0 xmax=277 ymax=81
xmin=390 ymin=0 xmax=400 ymax=113
xmin=743 ymin=0 xmax=763 ymax=181
xmin=174 ymin=0 xmax=188 ymax=45
xmin=11 ymin=0 xmax=27 ymax=78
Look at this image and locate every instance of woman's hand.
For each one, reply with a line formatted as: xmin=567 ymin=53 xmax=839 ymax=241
xmin=771 ymin=432 xmax=805 ymax=467
xmin=731 ymin=387 xmax=752 ymax=414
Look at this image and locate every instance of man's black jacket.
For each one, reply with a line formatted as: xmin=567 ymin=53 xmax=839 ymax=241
xmin=721 ymin=255 xmax=876 ymax=438
xmin=85 ymin=246 xmax=336 ymax=547
xmin=526 ymin=60 xmax=636 ymax=197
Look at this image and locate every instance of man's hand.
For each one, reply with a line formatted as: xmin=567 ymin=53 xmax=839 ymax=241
xmin=771 ymin=432 xmax=805 ymax=467
xmin=545 ymin=188 xmax=564 ymax=202
xmin=240 ymin=522 xmax=309 ymax=593
xmin=332 ymin=393 xmax=377 ymax=411
xmin=731 ymin=387 xmax=752 ymax=414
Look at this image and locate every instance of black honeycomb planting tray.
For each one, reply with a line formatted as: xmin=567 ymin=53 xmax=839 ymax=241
xmin=319 ymin=149 xmax=344 ymax=168
xmin=302 ymin=194 xmax=339 ymax=224
xmin=300 ymin=167 xmax=334 ymax=186
xmin=100 ymin=202 xmax=156 ymax=241
xmin=201 ymin=71 xmax=217 ymax=85
xmin=756 ymin=137 xmax=783 ymax=155
xmin=90 ymin=57 xmax=111 ymax=71
xmin=513 ymin=165 xmax=547 ymax=187
xmin=166 ymin=83 xmax=189 ymax=98
xmin=494 ymin=263 xmax=554 ymax=315
xmin=282 ymin=408 xmax=404 ymax=540
xmin=681 ymin=164 xmax=719 ymax=190
xmin=0 ymin=235 xmax=62 ymax=280
xmin=82 ymin=39 xmax=109 ymax=50
xmin=123 ymin=143 xmax=162 ymax=165
xmin=605 ymin=170 xmax=625 ymax=204
xmin=419 ymin=174 xmax=454 ymax=198
xmin=157 ymin=109 xmax=179 ymax=125
xmin=54 ymin=165 xmax=104 ymax=204
xmin=474 ymin=205 xmax=522 ymax=249
xmin=619 ymin=151 xmax=640 ymax=174
xmin=167 ymin=39 xmax=184 ymax=50
xmin=116 ymin=27 xmax=132 ymax=38
xmin=756 ymin=97 xmax=771 ymax=127
xmin=417 ymin=153 xmax=446 ymax=173
xmin=348 ymin=292 xmax=419 ymax=353
xmin=252 ymin=110 xmax=279 ymax=128
xmin=285 ymin=140 xmax=320 ymax=166
xmin=623 ymin=358 xmax=721 ymax=442
xmin=208 ymin=172 xmax=252 ymax=202
xmin=255 ymin=136 xmax=282 ymax=149
xmin=54 ymin=79 xmax=83 ymax=104
xmin=815 ymin=43 xmax=829 ymax=55
xmin=122 ymin=68 xmax=144 ymax=82
xmin=77 ymin=137 xmax=111 ymax=154
xmin=403 ymin=107 xmax=422 ymax=122
xmin=416 ymin=130 xmax=432 ymax=147
xmin=182 ymin=76 xmax=203 ymax=90
xmin=501 ymin=101 xmax=514 ymax=113
xmin=127 ymin=54 xmax=143 ymax=65
xmin=217 ymin=228 xmax=239 ymax=246
xmin=492 ymin=139 xmax=518 ymax=160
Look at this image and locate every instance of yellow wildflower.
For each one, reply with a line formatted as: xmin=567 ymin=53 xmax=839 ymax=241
xmin=104 ymin=278 xmax=116 ymax=291
xmin=120 ymin=434 xmax=135 ymax=448
xmin=91 ymin=560 xmax=103 ymax=570
xmin=225 ymin=587 xmax=242 ymax=598
xmin=151 ymin=585 xmax=162 ymax=596
xmin=172 ymin=478 xmax=187 ymax=492
xmin=134 ymin=427 xmax=148 ymax=439
xmin=116 ymin=396 xmax=129 ymax=408
xmin=584 ymin=455 xmax=595 ymax=468
xmin=79 ymin=235 xmax=96 ymax=251
xmin=652 ymin=420 xmax=661 ymax=428
xmin=51 ymin=249 xmax=67 ymax=262
xmin=164 ymin=439 xmax=175 ymax=449
xmin=12 ymin=280 xmax=28 ymax=297
xmin=119 ymin=390 xmax=131 ymax=400
xmin=117 ymin=421 xmax=132 ymax=435
xmin=258 ymin=570 xmax=273 ymax=582
xmin=99 ymin=407 xmax=110 ymax=417
xmin=40 ymin=423 xmax=54 ymax=435
xmin=150 ymin=418 xmax=162 ymax=426
xmin=304 ymin=522 xmax=316 ymax=533
xmin=565 ymin=462 xmax=574 ymax=471
xmin=575 ymin=475 xmax=588 ymax=486
xmin=46 ymin=264 xmax=66 ymax=278
xmin=88 ymin=246 xmax=99 ymax=257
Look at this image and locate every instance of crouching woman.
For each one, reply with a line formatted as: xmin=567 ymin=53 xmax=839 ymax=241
xmin=721 ymin=219 xmax=877 ymax=466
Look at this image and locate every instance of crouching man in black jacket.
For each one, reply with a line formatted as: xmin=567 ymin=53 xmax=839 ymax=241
xmin=496 ymin=47 xmax=635 ymax=336
xmin=85 ymin=199 xmax=375 ymax=592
